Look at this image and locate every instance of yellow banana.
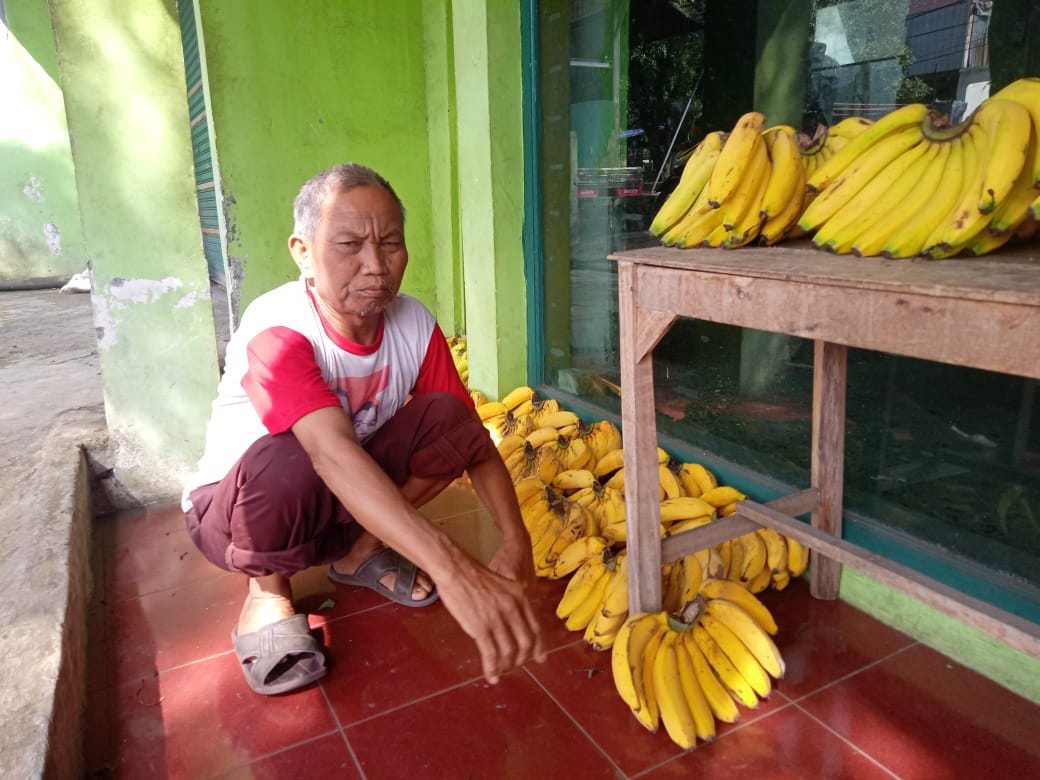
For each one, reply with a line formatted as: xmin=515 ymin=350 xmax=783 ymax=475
xmin=963 ymin=226 xmax=1015 ymax=257
xmin=709 ymin=112 xmax=767 ymax=207
xmin=771 ymin=568 xmax=791 ymax=591
xmin=924 ymin=121 xmax=992 ymax=254
xmin=800 ymin=125 xmax=925 ymax=234
xmin=551 ymin=468 xmax=596 ymax=493
xmin=786 ymin=536 xmax=810 ymax=577
xmin=659 ymin=464 xmax=683 ymax=500
xmin=694 ymin=546 xmax=725 ymax=581
xmin=592 ymin=447 xmax=626 ymax=478
xmin=674 ymin=629 xmax=717 ymax=742
xmin=989 ymin=126 xmax=1039 ymax=235
xmin=535 ymin=410 xmax=581 ymax=431
xmin=673 ymin=190 xmax=726 ymax=248
xmin=524 ymin=426 xmax=560 ymax=450
xmin=703 ymin=598 xmax=785 ymax=680
xmin=497 ymin=433 xmax=527 ymax=462
xmin=692 ymin=623 xmax=759 ymax=709
xmin=599 ymin=551 xmax=629 ymax=618
xmin=659 ymin=496 xmax=717 ymax=523
xmin=699 ymin=613 xmax=771 ymax=699
xmin=468 ymin=388 xmax=488 ymax=408
xmin=653 ymin=631 xmax=706 ymax=748
xmin=500 ymin=385 xmax=535 ymax=411
xmin=737 ymin=531 xmax=768 ymax=585
xmin=527 ymin=397 xmax=561 ymax=426
xmin=725 ymin=535 xmax=744 ymax=581
xmin=515 ymin=477 xmax=550 ymax=511
xmin=760 ymin=126 xmax=804 ymax=224
xmin=650 ymin=131 xmax=726 ymax=236
xmin=678 ymin=462 xmax=716 ymax=497
xmin=827 ymin=115 xmax=874 ymax=142
xmin=882 ymin=132 xmax=967 ymax=258
xmin=756 ymin=527 xmax=789 ymax=578
xmin=565 ymin=561 xmax=614 ymax=631
xmin=667 ymin=517 xmax=714 ymax=537
xmin=590 ymin=610 xmax=629 ymax=652
xmin=813 ymin=138 xmax=931 ymax=253
xmin=699 ymin=577 xmax=778 ymax=635
xmin=552 ymin=436 xmax=592 ymax=471
xmin=807 ymin=102 xmax=930 ymax=193
xmin=582 ymin=420 xmax=623 ymax=465
xmin=476 ymin=400 xmax=508 ymax=422
xmin=680 ymin=629 xmax=740 ymax=724
xmin=660 ymin=168 xmax=713 ymax=247
xmin=973 ymin=97 xmax=1033 ymax=214
xmin=551 ymin=535 xmax=608 ymax=580
xmin=722 ymin=146 xmax=773 ymax=248
xmin=612 ymin=612 xmax=668 ymax=732
xmin=678 ymin=553 xmax=704 ymax=605
xmin=556 ymin=557 xmax=608 ymax=619
xmin=699 ymin=485 xmax=747 ymax=509
xmin=991 ymin=77 xmax=1040 ymax=187
xmin=719 ymin=134 xmax=770 ymax=231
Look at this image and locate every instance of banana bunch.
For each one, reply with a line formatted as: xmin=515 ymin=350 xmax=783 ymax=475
xmin=556 ymin=548 xmax=632 ymax=648
xmin=800 ymin=79 xmax=1040 ymax=258
xmin=611 ymin=589 xmax=784 ymax=747
xmin=526 ymin=491 xmax=596 ymax=577
xmin=447 ymin=335 xmax=469 ymax=386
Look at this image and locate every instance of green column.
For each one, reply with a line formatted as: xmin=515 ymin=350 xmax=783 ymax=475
xmin=452 ymin=0 xmax=528 ymax=400
xmin=49 ymin=0 xmax=218 ymax=501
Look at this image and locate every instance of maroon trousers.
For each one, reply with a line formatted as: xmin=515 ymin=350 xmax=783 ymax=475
xmin=184 ymin=392 xmax=495 ymax=577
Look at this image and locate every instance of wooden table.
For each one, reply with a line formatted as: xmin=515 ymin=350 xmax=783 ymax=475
xmin=608 ymin=242 xmax=1040 ymax=659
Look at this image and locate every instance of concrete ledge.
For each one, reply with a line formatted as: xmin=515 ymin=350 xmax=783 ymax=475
xmin=0 ymin=290 xmax=106 ymax=778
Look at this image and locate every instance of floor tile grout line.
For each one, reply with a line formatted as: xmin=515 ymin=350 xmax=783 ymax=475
xmin=779 ymin=640 xmax=919 ymax=705
xmin=625 ymin=699 xmax=798 ymax=780
xmin=336 ymin=674 xmax=485 ymax=730
xmin=522 ymin=664 xmax=631 ymax=779
xmin=319 ymin=681 xmax=369 ymax=780
xmin=789 ymin=699 xmax=903 ymax=780
xmin=199 ymin=728 xmax=343 ymax=780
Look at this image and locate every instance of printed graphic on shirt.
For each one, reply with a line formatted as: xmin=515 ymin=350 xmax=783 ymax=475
xmin=330 ymin=365 xmax=391 ymax=438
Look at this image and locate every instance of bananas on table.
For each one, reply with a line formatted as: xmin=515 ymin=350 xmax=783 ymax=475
xmin=648 ymin=76 xmax=1040 ymax=257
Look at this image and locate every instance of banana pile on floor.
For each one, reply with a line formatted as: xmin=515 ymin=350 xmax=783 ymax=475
xmin=650 ymin=76 xmax=1040 ymax=258
xmin=474 ymin=383 xmax=811 ymax=750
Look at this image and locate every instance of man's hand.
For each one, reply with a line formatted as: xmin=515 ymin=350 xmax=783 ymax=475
xmin=434 ymin=552 xmax=547 ymax=684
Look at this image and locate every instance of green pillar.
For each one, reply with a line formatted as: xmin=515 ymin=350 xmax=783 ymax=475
xmin=49 ymin=0 xmax=219 ymax=501
xmin=452 ymin=0 xmax=528 ymax=400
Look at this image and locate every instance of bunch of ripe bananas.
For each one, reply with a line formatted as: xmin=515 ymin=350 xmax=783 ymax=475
xmin=477 ymin=384 xmax=812 ymax=750
xmin=649 ymin=76 xmax=1040 ymax=257
xmin=612 ymin=584 xmax=785 ymax=748
xmin=801 ymin=79 xmax=1040 ymax=258
xmin=447 ymin=335 xmax=469 ymax=387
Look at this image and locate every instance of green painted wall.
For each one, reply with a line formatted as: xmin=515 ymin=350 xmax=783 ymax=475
xmin=1 ymin=0 xmax=87 ymax=281
xmin=48 ymin=0 xmax=218 ymax=500
xmin=197 ymin=0 xmax=439 ymax=318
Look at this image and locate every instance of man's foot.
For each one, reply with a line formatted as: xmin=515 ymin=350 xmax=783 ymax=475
xmin=237 ymin=573 xmax=295 ymax=636
xmin=330 ymin=532 xmax=436 ymax=604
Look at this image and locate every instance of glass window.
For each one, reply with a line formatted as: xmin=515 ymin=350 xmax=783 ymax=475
xmin=532 ymin=0 xmax=1040 ymax=618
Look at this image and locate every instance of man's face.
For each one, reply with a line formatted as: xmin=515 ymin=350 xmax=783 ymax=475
xmin=293 ymin=184 xmax=407 ymax=323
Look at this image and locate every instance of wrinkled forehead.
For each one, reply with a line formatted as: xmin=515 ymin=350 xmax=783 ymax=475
xmin=320 ymin=185 xmax=404 ymax=233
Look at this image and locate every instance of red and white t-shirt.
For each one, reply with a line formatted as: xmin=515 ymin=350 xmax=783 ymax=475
xmin=182 ymin=279 xmax=470 ymax=508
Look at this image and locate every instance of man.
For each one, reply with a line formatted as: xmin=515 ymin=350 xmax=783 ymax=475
xmin=182 ymin=163 xmax=545 ymax=695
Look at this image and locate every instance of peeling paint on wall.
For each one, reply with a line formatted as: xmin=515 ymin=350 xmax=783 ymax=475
xmin=22 ymin=177 xmax=43 ymax=202
xmin=109 ymin=276 xmax=185 ymax=305
xmin=43 ymin=223 xmax=61 ymax=254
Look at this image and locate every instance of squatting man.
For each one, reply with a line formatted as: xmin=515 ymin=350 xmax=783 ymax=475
xmin=181 ymin=163 xmax=546 ymax=695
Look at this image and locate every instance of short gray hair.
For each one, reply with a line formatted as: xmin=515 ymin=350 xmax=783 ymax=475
xmin=292 ymin=163 xmax=406 ymax=238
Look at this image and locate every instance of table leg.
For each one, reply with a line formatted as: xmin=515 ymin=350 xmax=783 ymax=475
xmin=811 ymin=340 xmax=847 ymax=599
xmin=618 ymin=261 xmax=667 ymax=614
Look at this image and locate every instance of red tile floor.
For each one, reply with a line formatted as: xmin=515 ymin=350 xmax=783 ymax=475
xmin=85 ymin=480 xmax=1040 ymax=779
